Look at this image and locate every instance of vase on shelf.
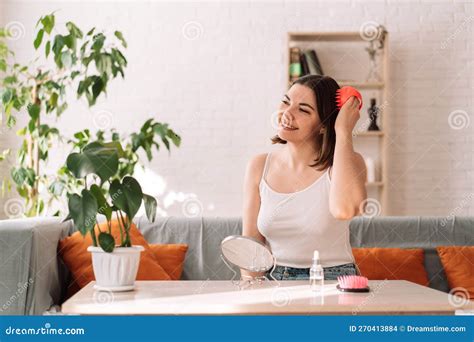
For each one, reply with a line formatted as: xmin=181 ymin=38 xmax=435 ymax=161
xmin=368 ymin=98 xmax=380 ymax=131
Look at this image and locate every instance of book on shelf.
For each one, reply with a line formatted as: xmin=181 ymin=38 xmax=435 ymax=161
xmin=289 ymin=48 xmax=324 ymax=83
xmin=304 ymin=49 xmax=324 ymax=76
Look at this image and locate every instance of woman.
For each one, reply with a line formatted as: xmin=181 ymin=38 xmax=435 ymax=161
xmin=242 ymin=75 xmax=367 ymax=281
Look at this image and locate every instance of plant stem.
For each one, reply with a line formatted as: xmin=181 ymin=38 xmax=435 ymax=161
xmin=115 ymin=211 xmax=125 ymax=247
xmin=90 ymin=225 xmax=98 ymax=247
xmin=118 ymin=210 xmax=130 ymax=247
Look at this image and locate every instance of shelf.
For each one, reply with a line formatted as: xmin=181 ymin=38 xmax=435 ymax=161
xmin=366 ymin=182 xmax=384 ymax=187
xmin=288 ymin=32 xmax=365 ymax=42
xmin=288 ymin=80 xmax=384 ymax=90
xmin=354 ymin=131 xmax=384 ymax=137
xmin=337 ymin=81 xmax=384 ymax=89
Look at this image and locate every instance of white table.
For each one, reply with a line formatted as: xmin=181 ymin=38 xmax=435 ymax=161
xmin=61 ymin=280 xmax=474 ymax=315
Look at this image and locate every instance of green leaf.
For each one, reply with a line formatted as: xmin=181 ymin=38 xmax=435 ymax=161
xmin=168 ymin=129 xmax=181 ymax=147
xmin=143 ymin=194 xmax=157 ymax=223
xmin=2 ymin=89 xmax=12 ymax=105
xmin=48 ymin=92 xmax=58 ymax=108
xmin=90 ymin=184 xmax=112 ymax=221
xmin=27 ymin=103 xmax=40 ymax=120
xmin=40 ymin=14 xmax=55 ymax=34
xmin=33 ymin=29 xmax=44 ymax=49
xmin=98 ymin=232 xmax=115 ymax=252
xmin=92 ymin=33 xmax=105 ymax=51
xmin=110 ymin=176 xmax=143 ymax=220
xmin=11 ymin=167 xmax=35 ymax=187
xmin=114 ymin=31 xmax=127 ymax=48
xmin=0 ymin=59 xmax=6 ymax=72
xmin=66 ymin=142 xmax=119 ymax=182
xmin=68 ymin=189 xmax=98 ymax=236
xmin=45 ymin=40 xmax=51 ymax=58
xmin=66 ymin=22 xmax=83 ymax=39
xmin=3 ymin=75 xmax=17 ymax=84
xmin=102 ymin=141 xmax=125 ymax=158
xmin=91 ymin=76 xmax=105 ymax=100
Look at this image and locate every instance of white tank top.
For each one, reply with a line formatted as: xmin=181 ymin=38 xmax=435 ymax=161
xmin=257 ymin=152 xmax=355 ymax=268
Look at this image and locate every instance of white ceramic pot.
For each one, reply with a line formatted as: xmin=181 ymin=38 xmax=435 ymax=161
xmin=87 ymin=245 xmax=144 ymax=292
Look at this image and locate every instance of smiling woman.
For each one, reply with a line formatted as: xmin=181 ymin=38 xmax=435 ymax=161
xmin=241 ymin=74 xmax=367 ymax=281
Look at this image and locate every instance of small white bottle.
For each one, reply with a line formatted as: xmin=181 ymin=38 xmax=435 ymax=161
xmin=309 ymin=250 xmax=324 ymax=292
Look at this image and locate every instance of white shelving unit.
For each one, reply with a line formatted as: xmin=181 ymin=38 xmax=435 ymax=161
xmin=286 ymin=31 xmax=389 ymax=215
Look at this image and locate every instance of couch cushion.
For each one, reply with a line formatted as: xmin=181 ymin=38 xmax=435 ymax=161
xmin=437 ymin=246 xmax=474 ymax=299
xmin=58 ymin=219 xmax=170 ymax=297
xmin=349 ymin=216 xmax=474 ymax=292
xmin=352 ymin=247 xmax=429 ymax=286
xmin=149 ymin=244 xmax=188 ymax=280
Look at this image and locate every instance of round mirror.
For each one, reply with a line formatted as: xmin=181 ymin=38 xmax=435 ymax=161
xmin=221 ymin=235 xmax=274 ymax=272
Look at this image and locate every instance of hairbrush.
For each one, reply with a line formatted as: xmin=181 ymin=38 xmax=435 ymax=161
xmin=335 ymin=86 xmax=363 ymax=110
xmin=336 ymin=275 xmax=370 ymax=292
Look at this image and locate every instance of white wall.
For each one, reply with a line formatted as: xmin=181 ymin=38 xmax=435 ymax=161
xmin=0 ymin=0 xmax=472 ymax=218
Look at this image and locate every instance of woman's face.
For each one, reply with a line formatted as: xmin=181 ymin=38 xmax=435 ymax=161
xmin=277 ymin=84 xmax=322 ymax=144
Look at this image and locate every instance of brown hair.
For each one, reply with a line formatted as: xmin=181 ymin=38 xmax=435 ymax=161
xmin=271 ymin=75 xmax=340 ymax=171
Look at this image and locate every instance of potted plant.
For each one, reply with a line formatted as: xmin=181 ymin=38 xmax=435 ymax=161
xmin=64 ymin=140 xmax=162 ymax=291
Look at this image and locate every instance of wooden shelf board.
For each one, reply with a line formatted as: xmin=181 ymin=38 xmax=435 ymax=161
xmin=354 ymin=131 xmax=384 ymax=137
xmin=366 ymin=182 xmax=384 ymax=186
xmin=288 ymin=32 xmax=364 ymax=42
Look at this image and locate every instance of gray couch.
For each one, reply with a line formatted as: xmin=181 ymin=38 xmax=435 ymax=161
xmin=0 ymin=216 xmax=472 ymax=315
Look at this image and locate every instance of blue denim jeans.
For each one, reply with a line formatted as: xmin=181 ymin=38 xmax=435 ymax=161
xmin=266 ymin=263 xmax=358 ymax=281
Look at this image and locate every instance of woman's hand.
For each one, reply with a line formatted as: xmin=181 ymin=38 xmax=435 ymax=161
xmin=335 ymin=97 xmax=361 ymax=134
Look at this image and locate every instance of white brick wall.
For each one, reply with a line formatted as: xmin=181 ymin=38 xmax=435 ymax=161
xmin=0 ymin=0 xmax=472 ymax=218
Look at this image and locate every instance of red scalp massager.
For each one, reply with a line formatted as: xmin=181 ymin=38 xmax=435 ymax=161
xmin=335 ymin=86 xmax=363 ymax=110
xmin=337 ymin=275 xmax=370 ymax=292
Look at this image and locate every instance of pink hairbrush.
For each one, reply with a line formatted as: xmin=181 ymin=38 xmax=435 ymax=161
xmin=337 ymin=275 xmax=370 ymax=292
xmin=335 ymin=86 xmax=363 ymax=110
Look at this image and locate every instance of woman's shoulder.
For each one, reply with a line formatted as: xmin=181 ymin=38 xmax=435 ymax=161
xmin=245 ymin=153 xmax=269 ymax=183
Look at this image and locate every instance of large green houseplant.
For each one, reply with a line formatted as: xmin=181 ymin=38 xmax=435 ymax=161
xmin=64 ymin=134 xmax=180 ymax=291
xmin=0 ymin=13 xmax=128 ymax=216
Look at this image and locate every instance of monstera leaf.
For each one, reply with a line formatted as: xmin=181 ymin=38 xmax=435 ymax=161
xmin=109 ymin=176 xmax=143 ymax=220
xmin=66 ymin=141 xmax=119 ymax=183
xmin=68 ymin=189 xmax=98 ymax=236
xmin=98 ymin=232 xmax=115 ymax=253
xmin=89 ymin=184 xmax=112 ymax=221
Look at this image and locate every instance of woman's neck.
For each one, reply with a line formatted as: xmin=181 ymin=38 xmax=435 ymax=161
xmin=283 ymin=142 xmax=318 ymax=171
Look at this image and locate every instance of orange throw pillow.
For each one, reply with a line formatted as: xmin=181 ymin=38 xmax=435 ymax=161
xmin=352 ymin=247 xmax=429 ymax=286
xmin=58 ymin=219 xmax=171 ymax=296
xmin=437 ymin=246 xmax=474 ymax=299
xmin=149 ymin=244 xmax=188 ymax=280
